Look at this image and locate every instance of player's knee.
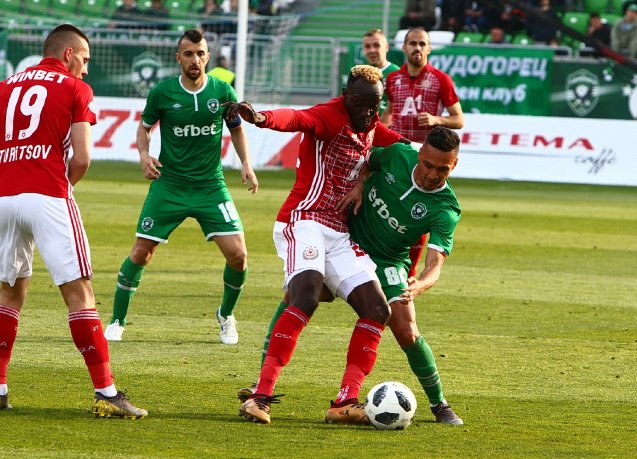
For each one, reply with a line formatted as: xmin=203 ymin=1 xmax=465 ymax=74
xmin=390 ymin=322 xmax=419 ymax=347
xmin=365 ymin=301 xmax=391 ymax=325
xmin=225 ymin=249 xmax=247 ymax=270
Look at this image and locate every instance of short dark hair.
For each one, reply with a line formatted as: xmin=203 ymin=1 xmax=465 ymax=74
xmin=178 ymin=28 xmax=205 ymax=48
xmin=405 ymin=27 xmax=428 ymax=44
xmin=589 ymin=11 xmax=601 ymax=18
xmin=43 ymin=24 xmax=89 ymax=56
xmin=426 ymin=126 xmax=461 ymax=154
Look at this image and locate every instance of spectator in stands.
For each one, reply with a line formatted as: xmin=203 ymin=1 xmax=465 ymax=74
xmin=494 ymin=1 xmax=526 ymax=35
xmin=144 ymin=0 xmax=170 ymax=31
xmin=199 ymin=0 xmax=223 ymax=33
xmin=611 ymin=3 xmax=637 ymax=57
xmin=441 ymin=0 xmax=466 ymax=33
xmin=588 ymin=11 xmax=611 ymax=47
xmin=463 ymin=0 xmax=496 ymax=33
xmin=487 ymin=26 xmax=510 ymax=43
xmin=207 ymin=55 xmax=236 ymax=86
xmin=399 ymin=0 xmax=437 ymax=31
xmin=109 ymin=0 xmax=142 ymax=29
xmin=525 ymin=0 xmax=560 ymax=46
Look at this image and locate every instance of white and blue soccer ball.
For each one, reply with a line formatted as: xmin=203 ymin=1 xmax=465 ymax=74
xmin=364 ymin=381 xmax=417 ymax=430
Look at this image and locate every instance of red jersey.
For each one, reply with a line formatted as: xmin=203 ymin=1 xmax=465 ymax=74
xmin=259 ymin=96 xmax=402 ymax=233
xmin=385 ymin=63 xmax=459 ymax=143
xmin=0 ymin=58 xmax=97 ymax=199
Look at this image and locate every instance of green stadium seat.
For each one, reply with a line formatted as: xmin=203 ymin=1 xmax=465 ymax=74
xmin=609 ymin=0 xmax=628 ymax=13
xmin=166 ymin=0 xmax=192 ymax=19
xmin=454 ymin=32 xmax=485 ymax=44
xmin=50 ymin=0 xmax=78 ymax=17
xmin=562 ymin=12 xmax=590 ymax=34
xmin=601 ymin=12 xmax=622 ymax=24
xmin=513 ymin=33 xmax=534 ymax=45
xmin=23 ymin=0 xmax=50 ymax=17
xmin=583 ymin=0 xmax=609 ymax=12
xmin=77 ymin=0 xmax=111 ymax=17
xmin=0 ymin=0 xmax=22 ymax=14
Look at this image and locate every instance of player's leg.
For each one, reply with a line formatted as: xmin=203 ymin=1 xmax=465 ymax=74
xmin=108 ymin=180 xmax=182 ymax=340
xmin=0 ymin=279 xmax=28 ymax=410
xmin=212 ymin=234 xmax=247 ymax=345
xmin=407 ymin=233 xmax=428 ymax=278
xmin=197 ymin=187 xmax=246 ymax=344
xmin=239 ymin=221 xmax=325 ymax=424
xmin=323 ymin=234 xmax=389 ymax=424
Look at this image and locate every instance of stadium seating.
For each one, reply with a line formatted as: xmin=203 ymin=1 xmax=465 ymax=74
xmin=166 ymin=0 xmax=193 ymax=19
xmin=513 ymin=33 xmax=534 ymax=45
xmin=0 ymin=0 xmax=22 ymax=14
xmin=50 ymin=0 xmax=78 ymax=17
xmin=454 ymin=31 xmax=485 ymax=43
xmin=77 ymin=0 xmax=112 ymax=18
xmin=601 ymin=12 xmax=622 ymax=24
xmin=562 ymin=11 xmax=590 ymax=34
xmin=23 ymin=0 xmax=50 ymax=17
xmin=583 ymin=0 xmax=609 ymax=12
xmin=609 ymin=0 xmax=628 ymax=13
xmin=428 ymin=30 xmax=455 ymax=44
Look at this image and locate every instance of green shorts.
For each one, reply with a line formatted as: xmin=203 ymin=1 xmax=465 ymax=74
xmin=373 ymin=257 xmax=410 ymax=304
xmin=135 ymin=179 xmax=243 ymax=242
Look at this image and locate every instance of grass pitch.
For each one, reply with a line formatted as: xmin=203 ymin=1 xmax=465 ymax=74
xmin=1 ymin=162 xmax=636 ymax=458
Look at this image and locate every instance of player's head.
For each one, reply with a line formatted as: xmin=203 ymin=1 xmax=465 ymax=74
xmin=343 ymin=65 xmax=383 ymax=133
xmin=362 ymin=28 xmax=390 ymax=68
xmin=176 ymin=28 xmax=210 ymax=81
xmin=43 ymin=24 xmax=90 ymax=79
xmin=403 ymin=27 xmax=431 ymax=68
xmin=415 ymin=126 xmax=460 ymax=191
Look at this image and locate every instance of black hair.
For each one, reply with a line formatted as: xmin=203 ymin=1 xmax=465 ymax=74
xmin=426 ymin=126 xmax=460 ymax=154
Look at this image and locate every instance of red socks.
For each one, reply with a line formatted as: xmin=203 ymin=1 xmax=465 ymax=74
xmin=68 ymin=309 xmax=113 ymax=389
xmin=0 ymin=305 xmax=20 ymax=385
xmin=334 ymin=318 xmax=384 ymax=405
xmin=408 ymin=233 xmax=428 ymax=278
xmin=255 ymin=306 xmax=309 ymax=396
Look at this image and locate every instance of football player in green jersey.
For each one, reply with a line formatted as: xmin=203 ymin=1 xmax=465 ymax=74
xmin=105 ymin=29 xmax=258 ymax=345
xmin=246 ymin=126 xmax=464 ymax=425
xmin=362 ymin=29 xmax=400 ymax=115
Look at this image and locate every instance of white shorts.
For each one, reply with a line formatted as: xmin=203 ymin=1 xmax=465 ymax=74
xmin=273 ymin=220 xmax=378 ymax=300
xmin=0 ymin=193 xmax=92 ymax=287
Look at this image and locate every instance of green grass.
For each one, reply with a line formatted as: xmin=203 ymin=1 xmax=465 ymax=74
xmin=1 ymin=161 xmax=636 ymax=458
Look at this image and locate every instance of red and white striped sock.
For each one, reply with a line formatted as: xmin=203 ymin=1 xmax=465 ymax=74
xmin=255 ymin=306 xmax=309 ymax=396
xmin=334 ymin=318 xmax=384 ymax=405
xmin=0 ymin=305 xmax=20 ymax=387
xmin=68 ymin=308 xmax=114 ymax=389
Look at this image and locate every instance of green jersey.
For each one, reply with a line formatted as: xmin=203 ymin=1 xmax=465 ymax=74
xmin=141 ymin=75 xmax=238 ymax=186
xmin=349 ymin=142 xmax=461 ymax=266
xmin=380 ymin=61 xmax=400 ymax=115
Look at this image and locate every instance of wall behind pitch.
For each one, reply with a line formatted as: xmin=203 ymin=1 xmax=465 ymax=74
xmin=91 ymin=97 xmax=636 ymax=187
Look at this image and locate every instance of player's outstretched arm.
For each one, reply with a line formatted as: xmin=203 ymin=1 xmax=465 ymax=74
xmin=136 ymin=121 xmax=162 ymax=180
xmin=230 ymin=125 xmax=258 ymax=194
xmin=222 ymin=101 xmax=265 ymax=125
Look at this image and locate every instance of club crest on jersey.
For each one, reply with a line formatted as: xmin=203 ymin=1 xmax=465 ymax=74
xmin=303 ymin=246 xmax=319 ymax=260
xmin=141 ymin=217 xmax=154 ymax=231
xmin=385 ymin=172 xmax=395 ymax=184
xmin=411 ymin=202 xmax=427 ymax=219
xmin=207 ymin=98 xmax=219 ymax=113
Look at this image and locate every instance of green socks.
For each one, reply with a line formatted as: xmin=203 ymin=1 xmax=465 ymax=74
xmin=261 ymin=300 xmax=287 ymax=367
xmin=111 ymin=257 xmax=144 ymax=326
xmin=403 ymin=335 xmax=444 ymax=406
xmin=218 ymin=264 xmax=247 ymax=318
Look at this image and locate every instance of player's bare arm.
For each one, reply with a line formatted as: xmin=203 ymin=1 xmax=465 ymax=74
xmin=136 ymin=121 xmax=162 ymax=180
xmin=222 ymin=101 xmax=265 ymax=125
xmin=400 ymin=247 xmax=446 ymax=302
xmin=229 ymin=125 xmax=259 ymax=194
xmin=68 ymin=121 xmax=91 ymax=186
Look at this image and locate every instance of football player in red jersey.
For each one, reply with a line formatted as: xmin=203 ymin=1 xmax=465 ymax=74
xmin=0 ymin=24 xmax=146 ymax=418
xmin=225 ymin=65 xmax=410 ymax=425
xmin=381 ymin=27 xmax=464 ymax=278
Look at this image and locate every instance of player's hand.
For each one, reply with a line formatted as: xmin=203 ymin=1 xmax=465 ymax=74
xmin=417 ymin=112 xmax=439 ymax=127
xmin=140 ymin=153 xmax=162 ymax=180
xmin=222 ymin=101 xmax=265 ymax=125
xmin=335 ymin=181 xmax=364 ymax=214
xmin=241 ymin=163 xmax=259 ymax=194
xmin=399 ymin=277 xmax=425 ymax=303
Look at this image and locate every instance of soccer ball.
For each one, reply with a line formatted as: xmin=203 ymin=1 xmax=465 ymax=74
xmin=364 ymin=381 xmax=417 ymax=430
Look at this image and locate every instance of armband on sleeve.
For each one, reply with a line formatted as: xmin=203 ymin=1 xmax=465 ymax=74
xmin=224 ymin=113 xmax=242 ymax=129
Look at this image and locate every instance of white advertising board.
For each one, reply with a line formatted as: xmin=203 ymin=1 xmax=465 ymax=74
xmin=92 ymin=97 xmax=636 ymax=187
